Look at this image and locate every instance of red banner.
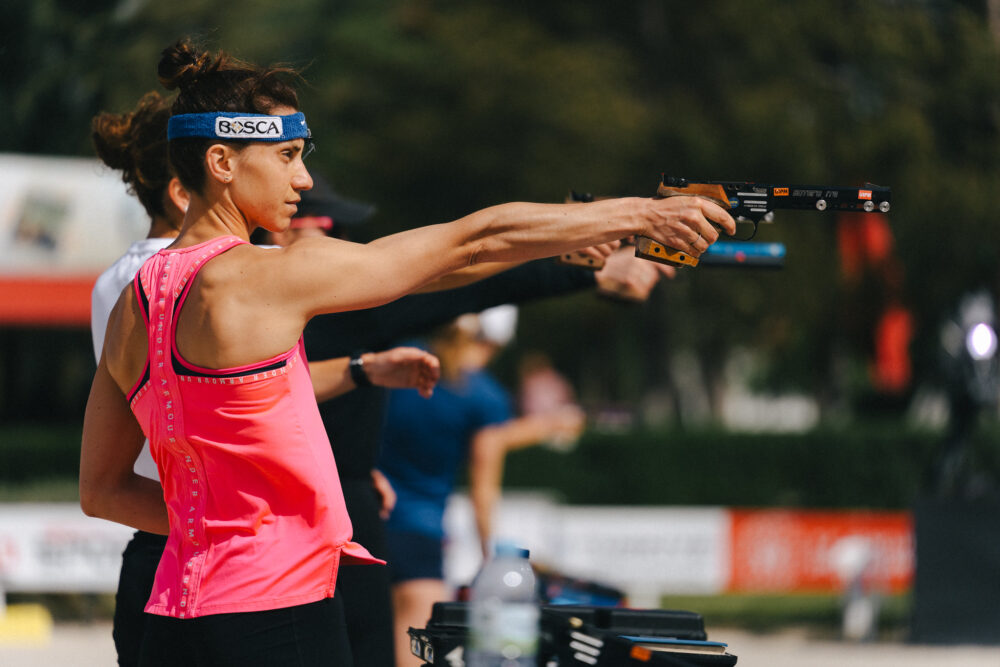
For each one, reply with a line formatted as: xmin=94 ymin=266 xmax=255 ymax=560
xmin=728 ymin=509 xmax=913 ymax=593
xmin=0 ymin=275 xmax=96 ymax=326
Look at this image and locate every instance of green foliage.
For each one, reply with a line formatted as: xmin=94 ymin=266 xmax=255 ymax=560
xmin=303 ymin=2 xmax=652 ymax=236
xmin=0 ymin=479 xmax=80 ymax=502
xmin=6 ymin=419 xmax=992 ymax=511
xmin=1 ymin=1 xmax=997 ymax=414
xmin=0 ymin=424 xmax=82 ymax=483
xmin=497 ymin=423 xmax=966 ymax=508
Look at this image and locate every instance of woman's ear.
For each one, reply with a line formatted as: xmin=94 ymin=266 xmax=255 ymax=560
xmin=204 ymin=143 xmax=234 ymax=185
xmin=167 ymin=177 xmax=190 ymax=215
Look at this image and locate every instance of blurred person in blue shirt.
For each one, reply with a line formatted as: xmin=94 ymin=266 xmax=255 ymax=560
xmin=378 ymin=305 xmax=583 ymax=667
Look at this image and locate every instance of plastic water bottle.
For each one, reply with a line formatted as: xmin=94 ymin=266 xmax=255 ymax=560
xmin=467 ymin=542 xmax=540 ymax=667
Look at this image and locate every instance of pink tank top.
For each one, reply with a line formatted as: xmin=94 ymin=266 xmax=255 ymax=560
xmin=128 ymin=236 xmax=381 ymax=618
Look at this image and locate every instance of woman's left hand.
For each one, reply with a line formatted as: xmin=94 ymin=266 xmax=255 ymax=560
xmin=370 ymin=468 xmax=397 ymax=519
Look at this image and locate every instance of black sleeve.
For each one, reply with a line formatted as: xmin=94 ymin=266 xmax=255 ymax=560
xmin=367 ymin=259 xmax=598 ymax=345
xmin=303 ymin=259 xmax=596 ymax=358
xmin=303 ymin=259 xmax=597 ymax=481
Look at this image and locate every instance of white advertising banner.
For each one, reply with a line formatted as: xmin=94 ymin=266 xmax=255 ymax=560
xmin=0 ymin=504 xmax=131 ymax=592
xmin=444 ymin=495 xmax=729 ymax=602
xmin=0 ymin=500 xmax=912 ymax=598
xmin=0 ymin=153 xmax=146 ymax=274
xmin=553 ymin=506 xmax=730 ymax=598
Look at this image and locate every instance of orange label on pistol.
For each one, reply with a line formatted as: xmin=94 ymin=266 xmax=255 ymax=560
xmin=630 ymin=646 xmax=653 ymax=661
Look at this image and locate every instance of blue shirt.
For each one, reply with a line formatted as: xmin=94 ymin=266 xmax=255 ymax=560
xmin=378 ymin=368 xmax=512 ymax=538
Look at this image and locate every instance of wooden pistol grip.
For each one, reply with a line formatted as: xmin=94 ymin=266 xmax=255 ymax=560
xmin=633 ymin=237 xmax=700 ymax=268
xmin=636 ymin=182 xmax=731 ymax=268
xmin=557 ymin=251 xmax=606 ymax=270
xmin=655 ymin=182 xmax=729 ymax=208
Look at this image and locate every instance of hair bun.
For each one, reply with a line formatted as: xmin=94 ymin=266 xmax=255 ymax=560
xmin=91 ymin=113 xmax=133 ymax=171
xmin=91 ymin=91 xmax=171 ymax=220
xmin=158 ymin=40 xmax=218 ymax=91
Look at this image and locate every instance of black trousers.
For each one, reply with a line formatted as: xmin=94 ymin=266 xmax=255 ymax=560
xmin=113 ymin=531 xmax=167 ymax=667
xmin=338 ymin=477 xmax=396 ymax=667
xmin=138 ymin=596 xmax=352 ymax=666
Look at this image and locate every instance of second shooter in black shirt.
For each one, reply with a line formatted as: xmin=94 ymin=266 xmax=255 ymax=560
xmin=304 ymin=258 xmax=597 ymax=667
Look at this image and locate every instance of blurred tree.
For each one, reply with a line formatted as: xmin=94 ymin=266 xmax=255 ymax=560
xmin=2 ymin=0 xmax=123 ymax=155
xmin=576 ymin=0 xmax=1000 ymax=420
xmin=300 ymin=1 xmax=653 ymax=237
xmin=1 ymin=0 xmax=996 ymax=427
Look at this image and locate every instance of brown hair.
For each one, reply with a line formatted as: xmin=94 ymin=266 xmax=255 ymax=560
xmin=91 ymin=92 xmax=172 ymax=220
xmin=157 ymin=39 xmax=302 ymax=193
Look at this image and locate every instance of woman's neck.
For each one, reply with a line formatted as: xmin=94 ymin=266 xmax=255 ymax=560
xmin=146 ymin=215 xmax=182 ymax=241
xmin=173 ymin=194 xmax=253 ymax=247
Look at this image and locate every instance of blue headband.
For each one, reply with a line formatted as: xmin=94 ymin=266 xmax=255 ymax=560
xmin=167 ymin=111 xmax=310 ymax=142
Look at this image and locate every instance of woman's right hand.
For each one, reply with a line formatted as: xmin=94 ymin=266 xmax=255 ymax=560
xmin=640 ymin=195 xmax=736 ymax=259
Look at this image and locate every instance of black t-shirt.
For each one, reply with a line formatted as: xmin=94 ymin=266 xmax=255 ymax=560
xmin=303 ymin=259 xmax=597 ymax=480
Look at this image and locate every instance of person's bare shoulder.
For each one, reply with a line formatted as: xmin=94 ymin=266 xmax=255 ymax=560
xmin=103 ymin=283 xmax=148 ymax=394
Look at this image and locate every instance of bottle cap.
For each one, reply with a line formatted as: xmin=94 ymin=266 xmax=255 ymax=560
xmin=494 ymin=541 xmax=530 ymax=559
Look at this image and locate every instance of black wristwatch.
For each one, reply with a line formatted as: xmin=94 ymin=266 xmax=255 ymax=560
xmin=349 ymin=354 xmax=372 ymax=387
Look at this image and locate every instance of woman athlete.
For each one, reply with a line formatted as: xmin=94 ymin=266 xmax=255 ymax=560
xmin=80 ymin=39 xmax=733 ymax=665
xmin=89 ymin=89 xmax=440 ymax=666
